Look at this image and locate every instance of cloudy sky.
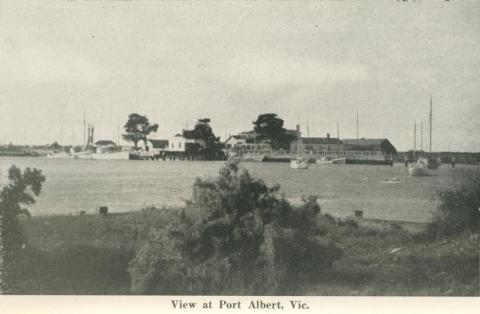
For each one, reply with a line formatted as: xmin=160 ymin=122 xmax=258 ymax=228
xmin=0 ymin=1 xmax=479 ymax=151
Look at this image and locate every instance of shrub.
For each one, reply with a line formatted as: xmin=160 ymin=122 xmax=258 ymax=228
xmin=129 ymin=161 xmax=342 ymax=294
xmin=425 ymin=168 xmax=480 ymax=238
xmin=0 ymin=166 xmax=45 ymax=293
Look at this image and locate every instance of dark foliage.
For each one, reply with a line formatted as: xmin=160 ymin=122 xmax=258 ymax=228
xmin=123 ymin=113 xmax=159 ymax=148
xmin=425 ymin=168 xmax=480 ymax=238
xmin=129 ymin=161 xmax=342 ymax=294
xmin=252 ymin=113 xmax=296 ymax=150
xmin=0 ymin=166 xmax=45 ymax=293
xmin=183 ymin=118 xmax=223 ymax=160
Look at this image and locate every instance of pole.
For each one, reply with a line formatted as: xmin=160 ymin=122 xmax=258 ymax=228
xmin=429 ymin=94 xmax=432 ymax=153
xmin=337 ymin=121 xmax=340 ymax=157
xmin=420 ymin=121 xmax=423 ymax=152
xmin=83 ymin=111 xmax=86 ymax=149
xmin=414 ymin=120 xmax=417 ymax=157
xmin=356 ymin=110 xmax=359 ymax=145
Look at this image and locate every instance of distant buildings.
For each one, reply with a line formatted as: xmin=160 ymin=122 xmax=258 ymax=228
xmin=224 ymin=130 xmax=398 ymax=164
xmin=342 ymin=138 xmax=397 ymax=164
xmin=290 ymin=133 xmax=344 ymax=156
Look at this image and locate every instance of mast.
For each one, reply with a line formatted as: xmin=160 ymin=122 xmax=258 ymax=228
xmin=420 ymin=121 xmax=423 ymax=152
xmin=413 ymin=120 xmax=417 ymax=157
xmin=296 ymin=124 xmax=301 ymax=158
xmin=356 ymin=110 xmax=359 ymax=145
xmin=429 ymin=94 xmax=432 ymax=153
xmin=337 ymin=121 xmax=340 ymax=156
xmin=83 ymin=111 xmax=86 ymax=149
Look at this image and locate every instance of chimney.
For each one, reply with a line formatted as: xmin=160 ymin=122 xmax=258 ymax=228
xmin=327 ymin=133 xmax=330 ymax=139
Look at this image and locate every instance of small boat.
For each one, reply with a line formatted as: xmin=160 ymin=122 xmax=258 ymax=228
xmin=290 ymin=124 xmax=309 ymax=169
xmin=316 ymin=157 xmax=347 ymax=165
xmin=92 ymin=151 xmax=129 ymax=160
xmin=332 ymin=157 xmax=347 ymax=164
xmin=290 ymin=158 xmax=309 ymax=169
xmin=408 ymin=157 xmax=430 ymax=177
xmin=247 ymin=154 xmax=266 ymax=162
xmin=73 ymin=151 xmax=93 ymax=159
xmin=46 ymin=151 xmax=72 ymax=159
xmin=316 ymin=156 xmax=332 ymax=164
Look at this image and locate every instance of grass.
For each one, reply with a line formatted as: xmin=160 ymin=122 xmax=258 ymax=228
xmin=13 ymin=210 xmax=479 ymax=295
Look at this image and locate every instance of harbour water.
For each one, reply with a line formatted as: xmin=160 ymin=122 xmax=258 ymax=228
xmin=0 ymin=157 xmax=462 ymax=222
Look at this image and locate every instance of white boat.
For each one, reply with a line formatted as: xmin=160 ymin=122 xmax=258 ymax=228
xmin=290 ymin=158 xmax=309 ymax=169
xmin=316 ymin=157 xmax=346 ymax=165
xmin=316 ymin=156 xmax=332 ymax=164
xmin=408 ymin=157 xmax=430 ymax=177
xmin=92 ymin=151 xmax=129 ymax=160
xmin=290 ymin=124 xmax=309 ymax=169
xmin=242 ymin=154 xmax=266 ymax=162
xmin=331 ymin=157 xmax=347 ymax=164
xmin=46 ymin=151 xmax=72 ymax=159
xmin=73 ymin=151 xmax=93 ymax=159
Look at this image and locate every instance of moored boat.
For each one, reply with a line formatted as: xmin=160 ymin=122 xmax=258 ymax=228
xmin=409 ymin=157 xmax=430 ymax=177
xmin=290 ymin=124 xmax=309 ymax=169
xmin=92 ymin=151 xmax=129 ymax=160
xmin=290 ymin=158 xmax=309 ymax=169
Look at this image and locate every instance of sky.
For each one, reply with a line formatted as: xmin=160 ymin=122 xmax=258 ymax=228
xmin=0 ymin=1 xmax=479 ymax=152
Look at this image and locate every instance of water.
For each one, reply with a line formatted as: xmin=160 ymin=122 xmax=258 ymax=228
xmin=0 ymin=157 xmax=462 ymax=222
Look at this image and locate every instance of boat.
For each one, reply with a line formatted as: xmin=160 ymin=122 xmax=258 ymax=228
xmin=408 ymin=157 xmax=430 ymax=177
xmin=241 ymin=153 xmax=266 ymax=162
xmin=408 ymin=121 xmax=430 ymax=176
xmin=331 ymin=157 xmax=347 ymax=164
xmin=316 ymin=156 xmax=347 ymax=165
xmin=290 ymin=158 xmax=309 ymax=169
xmin=46 ymin=151 xmax=72 ymax=159
xmin=92 ymin=150 xmax=129 ymax=160
xmin=290 ymin=124 xmax=309 ymax=169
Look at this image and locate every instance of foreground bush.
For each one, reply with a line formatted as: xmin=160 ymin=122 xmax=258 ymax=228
xmin=129 ymin=161 xmax=342 ymax=294
xmin=0 ymin=166 xmax=45 ymax=293
xmin=425 ymin=168 xmax=480 ymax=238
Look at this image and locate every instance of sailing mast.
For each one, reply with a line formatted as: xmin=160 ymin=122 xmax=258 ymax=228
xmin=296 ymin=124 xmax=301 ymax=158
xmin=420 ymin=121 xmax=423 ymax=152
xmin=429 ymin=94 xmax=432 ymax=153
xmin=356 ymin=110 xmax=359 ymax=145
xmin=83 ymin=111 xmax=86 ymax=150
xmin=337 ymin=121 xmax=340 ymax=157
xmin=413 ymin=120 xmax=417 ymax=158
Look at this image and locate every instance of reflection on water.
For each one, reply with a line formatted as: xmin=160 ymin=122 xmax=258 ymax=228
xmin=0 ymin=157 xmax=461 ymax=222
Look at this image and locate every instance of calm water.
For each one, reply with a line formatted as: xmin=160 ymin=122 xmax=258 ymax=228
xmin=0 ymin=157 xmax=463 ymax=222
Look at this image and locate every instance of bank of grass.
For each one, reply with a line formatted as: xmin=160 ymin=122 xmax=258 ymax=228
xmin=16 ymin=210 xmax=478 ymax=295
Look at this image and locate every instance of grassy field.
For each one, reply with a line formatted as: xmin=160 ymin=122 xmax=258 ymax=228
xmin=15 ymin=209 xmax=478 ymax=296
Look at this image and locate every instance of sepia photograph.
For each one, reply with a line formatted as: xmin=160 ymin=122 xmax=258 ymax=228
xmin=0 ymin=0 xmax=479 ymax=305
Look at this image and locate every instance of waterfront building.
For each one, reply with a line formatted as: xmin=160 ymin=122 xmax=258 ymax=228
xmin=290 ymin=133 xmax=343 ymax=157
xmin=167 ymin=133 xmax=205 ymax=152
xmin=342 ymin=138 xmax=397 ymax=164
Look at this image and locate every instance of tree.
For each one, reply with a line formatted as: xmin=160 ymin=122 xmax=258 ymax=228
xmin=0 ymin=166 xmax=45 ymax=293
xmin=123 ymin=113 xmax=159 ymax=148
xmin=50 ymin=142 xmax=61 ymax=151
xmin=252 ymin=113 xmax=295 ymax=150
xmin=183 ymin=118 xmax=223 ymax=159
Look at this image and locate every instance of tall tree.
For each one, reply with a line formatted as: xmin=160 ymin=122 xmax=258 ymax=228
xmin=252 ymin=113 xmax=295 ymax=150
xmin=123 ymin=113 xmax=159 ymax=148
